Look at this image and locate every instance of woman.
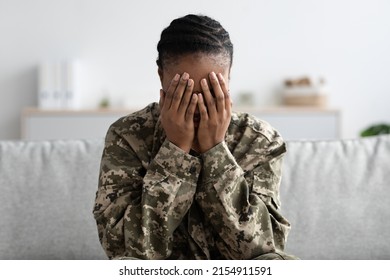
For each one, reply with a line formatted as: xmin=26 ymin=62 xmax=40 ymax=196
xmin=93 ymin=14 xmax=297 ymax=260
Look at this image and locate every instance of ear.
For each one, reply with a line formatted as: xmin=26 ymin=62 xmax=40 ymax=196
xmin=158 ymin=67 xmax=163 ymax=85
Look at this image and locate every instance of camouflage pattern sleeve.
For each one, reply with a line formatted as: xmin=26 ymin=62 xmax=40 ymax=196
xmin=93 ymin=124 xmax=202 ymax=259
xmin=195 ymin=132 xmax=291 ymax=260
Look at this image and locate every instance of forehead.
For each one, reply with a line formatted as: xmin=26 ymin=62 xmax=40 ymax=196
xmin=164 ymin=53 xmax=230 ymax=83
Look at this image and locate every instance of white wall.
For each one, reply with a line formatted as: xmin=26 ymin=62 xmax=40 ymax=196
xmin=1 ymin=0 xmax=389 ymax=139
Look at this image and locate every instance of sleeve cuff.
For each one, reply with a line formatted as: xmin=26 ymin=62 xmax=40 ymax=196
xmin=153 ymin=139 xmax=202 ymax=181
xmin=201 ymin=141 xmax=239 ymax=180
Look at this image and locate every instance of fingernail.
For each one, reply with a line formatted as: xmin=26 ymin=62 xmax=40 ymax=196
xmin=174 ymin=74 xmax=180 ymax=81
xmin=187 ymin=79 xmax=193 ymax=86
xmin=182 ymin=72 xmax=189 ymax=80
xmin=210 ymin=72 xmax=217 ymax=80
xmin=217 ymin=73 xmax=224 ymax=81
xmin=201 ymin=79 xmax=208 ymax=86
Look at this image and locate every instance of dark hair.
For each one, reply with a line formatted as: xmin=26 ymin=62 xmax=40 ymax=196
xmin=156 ymin=14 xmax=233 ymax=69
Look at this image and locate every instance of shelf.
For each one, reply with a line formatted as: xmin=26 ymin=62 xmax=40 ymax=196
xmin=21 ymin=106 xmax=341 ymax=141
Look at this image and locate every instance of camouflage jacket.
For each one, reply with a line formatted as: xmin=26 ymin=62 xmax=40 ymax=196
xmin=93 ymin=102 xmax=292 ymax=260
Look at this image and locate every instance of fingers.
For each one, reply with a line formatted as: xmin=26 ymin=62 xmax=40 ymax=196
xmin=161 ymin=71 xmax=229 ymax=118
xmin=162 ymin=73 xmax=180 ymax=111
xmin=200 ymin=77 xmax=217 ymax=117
xmin=209 ymin=72 xmax=225 ymax=113
xmin=160 ymin=72 xmax=195 ymax=126
xmin=197 ymin=93 xmax=208 ymax=121
xmin=217 ymin=73 xmax=232 ymax=114
xmin=200 ymin=72 xmax=230 ymax=116
xmin=178 ymin=78 xmax=194 ymax=115
xmin=185 ymin=94 xmax=198 ymax=121
xmin=165 ymin=73 xmax=190 ymax=111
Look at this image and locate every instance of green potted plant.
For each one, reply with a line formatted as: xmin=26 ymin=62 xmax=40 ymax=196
xmin=360 ymin=123 xmax=390 ymax=137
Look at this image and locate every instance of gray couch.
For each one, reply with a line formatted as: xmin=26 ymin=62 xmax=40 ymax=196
xmin=1 ymin=135 xmax=389 ymax=260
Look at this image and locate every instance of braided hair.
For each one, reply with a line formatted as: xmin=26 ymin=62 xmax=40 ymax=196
xmin=156 ymin=14 xmax=233 ymax=70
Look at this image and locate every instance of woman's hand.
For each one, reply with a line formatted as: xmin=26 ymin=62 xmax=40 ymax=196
xmin=197 ymin=72 xmax=231 ymax=153
xmin=159 ymin=72 xmax=198 ymax=153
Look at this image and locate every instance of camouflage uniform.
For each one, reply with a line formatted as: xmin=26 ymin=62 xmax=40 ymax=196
xmin=93 ymin=102 xmax=296 ymax=260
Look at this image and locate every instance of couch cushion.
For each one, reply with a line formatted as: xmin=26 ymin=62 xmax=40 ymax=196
xmin=0 ymin=139 xmax=107 ymax=259
xmin=1 ymin=136 xmax=389 ymax=260
xmin=281 ymin=135 xmax=390 ymax=259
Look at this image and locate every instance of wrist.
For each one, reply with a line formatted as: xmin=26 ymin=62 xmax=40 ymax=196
xmin=199 ymin=140 xmax=222 ymax=154
xmin=169 ymin=139 xmax=191 ymax=153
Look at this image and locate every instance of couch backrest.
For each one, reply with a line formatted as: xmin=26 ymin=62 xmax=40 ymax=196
xmin=1 ymin=135 xmax=389 ymax=259
xmin=0 ymin=139 xmax=107 ymax=259
xmin=281 ymin=135 xmax=390 ymax=259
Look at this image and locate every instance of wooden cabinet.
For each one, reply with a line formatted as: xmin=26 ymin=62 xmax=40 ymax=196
xmin=22 ymin=107 xmax=341 ymax=140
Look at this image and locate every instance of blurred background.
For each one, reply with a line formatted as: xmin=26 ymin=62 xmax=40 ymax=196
xmin=1 ymin=0 xmax=389 ymax=140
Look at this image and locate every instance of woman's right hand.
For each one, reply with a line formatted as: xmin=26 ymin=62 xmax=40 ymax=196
xmin=159 ymin=72 xmax=198 ymax=153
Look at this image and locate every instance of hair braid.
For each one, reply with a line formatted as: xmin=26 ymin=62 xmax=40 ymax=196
xmin=157 ymin=14 xmax=233 ymax=69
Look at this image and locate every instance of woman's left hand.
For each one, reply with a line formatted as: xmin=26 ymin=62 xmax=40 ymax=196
xmin=196 ymin=72 xmax=231 ymax=153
